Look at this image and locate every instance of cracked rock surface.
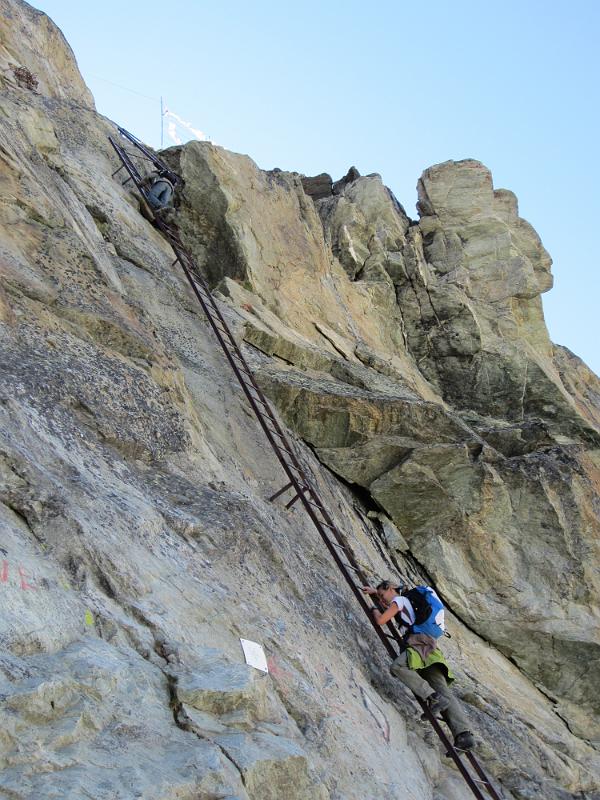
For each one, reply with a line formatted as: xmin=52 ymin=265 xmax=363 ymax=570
xmin=1 ymin=1 xmax=600 ymax=799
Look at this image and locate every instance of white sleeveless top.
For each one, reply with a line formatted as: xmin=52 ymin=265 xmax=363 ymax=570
xmin=391 ymin=595 xmax=415 ymax=632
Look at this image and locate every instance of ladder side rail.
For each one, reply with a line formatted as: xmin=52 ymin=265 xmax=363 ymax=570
xmin=165 ymin=233 xmax=277 ymax=376
xmin=465 ymin=753 xmax=503 ymax=800
xmin=275 ymin=477 xmax=368 ymax=571
xmin=109 ymin=162 xmax=370 ymax=579
xmin=108 ymin=138 xmax=151 ymax=202
xmin=117 ymin=125 xmax=166 ymax=166
xmin=291 ymin=485 xmax=378 ymax=587
xmin=169 ymin=243 xmax=399 ymax=657
xmin=110 ymin=170 xmax=313 ymax=535
xmin=109 ymin=138 xmax=145 ymax=185
xmin=169 ymin=252 xmax=374 ymax=609
xmin=418 ymin=697 xmax=487 ymax=799
xmin=150 ymin=226 xmax=357 ymax=577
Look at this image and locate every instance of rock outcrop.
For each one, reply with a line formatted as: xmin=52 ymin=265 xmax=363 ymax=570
xmin=1 ymin=2 xmax=600 ymax=799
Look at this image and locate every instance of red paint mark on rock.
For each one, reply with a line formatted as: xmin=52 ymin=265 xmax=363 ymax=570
xmin=18 ymin=566 xmax=35 ymax=591
xmin=266 ymin=656 xmax=295 ymax=697
xmin=0 ymin=561 xmax=37 ymax=590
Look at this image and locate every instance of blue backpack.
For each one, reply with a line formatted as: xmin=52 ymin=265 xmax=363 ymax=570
xmin=403 ymin=586 xmax=445 ymax=639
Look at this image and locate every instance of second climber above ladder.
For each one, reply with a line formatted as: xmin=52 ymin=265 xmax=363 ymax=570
xmin=141 ymin=169 xmax=176 ymax=214
xmin=364 ymin=579 xmax=476 ymax=751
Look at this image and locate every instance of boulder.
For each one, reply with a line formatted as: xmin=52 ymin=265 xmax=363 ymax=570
xmin=300 ymin=172 xmax=333 ymax=200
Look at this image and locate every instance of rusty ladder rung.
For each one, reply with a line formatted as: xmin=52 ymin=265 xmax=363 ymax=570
xmin=259 ymin=409 xmax=287 ymax=431
xmin=262 ymin=425 xmax=289 ymax=442
xmin=300 ymin=496 xmax=327 ymax=513
xmin=251 ymin=398 xmax=276 ymax=418
xmin=281 ymin=460 xmax=304 ymax=475
xmin=285 ymin=491 xmax=306 ymax=509
xmin=243 ymin=381 xmax=265 ymax=397
xmin=229 ymin=352 xmax=255 ymax=374
xmin=317 ymin=519 xmax=337 ymax=531
xmin=268 ymin=481 xmax=293 ymax=501
xmin=228 ymin=359 xmax=254 ymax=380
xmin=192 ymin=278 xmax=211 ymax=297
xmin=331 ymin=541 xmax=350 ymax=552
xmin=191 ymin=280 xmax=212 ymax=299
xmin=339 ymin=561 xmax=362 ymax=575
xmin=272 ymin=444 xmax=297 ymax=458
xmin=244 ymin=389 xmax=270 ymax=408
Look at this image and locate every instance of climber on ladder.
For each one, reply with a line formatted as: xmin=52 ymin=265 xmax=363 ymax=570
xmin=141 ymin=169 xmax=176 ymax=214
xmin=363 ymin=579 xmax=476 ymax=751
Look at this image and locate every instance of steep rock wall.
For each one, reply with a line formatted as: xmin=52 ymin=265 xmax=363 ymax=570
xmin=171 ymin=140 xmax=600 ymax=748
xmin=1 ymin=2 xmax=600 ymax=799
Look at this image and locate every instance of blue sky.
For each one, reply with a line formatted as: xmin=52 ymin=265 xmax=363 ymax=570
xmin=36 ymin=0 xmax=599 ymax=375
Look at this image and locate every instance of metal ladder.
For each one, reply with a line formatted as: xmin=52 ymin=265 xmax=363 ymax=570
xmin=108 ymin=126 xmax=503 ymax=800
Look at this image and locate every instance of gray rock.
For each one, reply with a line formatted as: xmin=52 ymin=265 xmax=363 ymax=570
xmin=332 ymin=165 xmax=361 ymax=194
xmin=215 ymin=732 xmax=329 ymax=800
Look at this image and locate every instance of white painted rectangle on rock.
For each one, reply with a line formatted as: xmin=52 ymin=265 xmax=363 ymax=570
xmin=240 ymin=638 xmax=269 ymax=673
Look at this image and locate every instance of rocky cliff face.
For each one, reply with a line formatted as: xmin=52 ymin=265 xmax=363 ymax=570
xmin=1 ymin=2 xmax=600 ymax=799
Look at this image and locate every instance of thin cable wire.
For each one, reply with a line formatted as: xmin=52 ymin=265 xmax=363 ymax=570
xmin=88 ymin=74 xmax=159 ymax=102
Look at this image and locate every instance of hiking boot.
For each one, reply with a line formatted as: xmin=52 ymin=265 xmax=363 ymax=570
xmin=454 ymin=730 xmax=476 ymax=750
xmin=426 ymin=691 xmax=450 ymax=717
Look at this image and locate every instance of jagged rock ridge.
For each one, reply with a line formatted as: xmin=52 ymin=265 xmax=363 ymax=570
xmin=1 ymin=1 xmax=600 ymax=799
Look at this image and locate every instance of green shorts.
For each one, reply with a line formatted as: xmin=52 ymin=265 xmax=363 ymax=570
xmin=406 ymin=646 xmax=455 ymax=684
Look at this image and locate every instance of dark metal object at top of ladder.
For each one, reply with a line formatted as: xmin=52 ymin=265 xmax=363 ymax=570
xmin=116 ymin=126 xmax=182 ymax=187
xmin=108 ymin=125 xmax=503 ymax=800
